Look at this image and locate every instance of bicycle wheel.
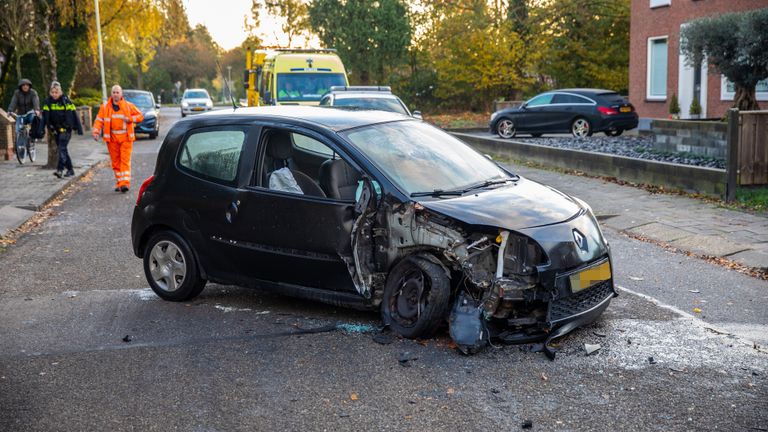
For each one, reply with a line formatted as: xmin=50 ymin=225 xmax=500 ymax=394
xmin=27 ymin=139 xmax=36 ymax=162
xmin=15 ymin=132 xmax=27 ymax=164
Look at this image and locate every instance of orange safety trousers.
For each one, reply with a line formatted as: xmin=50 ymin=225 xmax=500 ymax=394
xmin=107 ymin=137 xmax=133 ymax=188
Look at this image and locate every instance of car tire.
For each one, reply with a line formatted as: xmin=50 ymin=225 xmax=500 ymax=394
xmin=496 ymin=118 xmax=516 ymax=139
xmin=605 ymin=129 xmax=623 ymax=137
xmin=181 ymin=112 xmax=186 ymax=118
xmin=143 ymin=230 xmax=206 ymax=301
xmin=531 ymin=133 xmax=542 ymax=138
xmin=381 ymin=255 xmax=451 ymax=339
xmin=571 ymin=117 xmax=593 ymax=138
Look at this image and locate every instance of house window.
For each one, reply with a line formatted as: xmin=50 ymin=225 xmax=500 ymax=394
xmin=720 ymin=77 xmax=768 ymax=102
xmin=647 ymin=37 xmax=668 ymax=100
xmin=650 ymin=0 xmax=671 ymax=8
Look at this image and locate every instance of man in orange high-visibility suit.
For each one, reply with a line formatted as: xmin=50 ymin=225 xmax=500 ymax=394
xmin=92 ymin=85 xmax=143 ymax=193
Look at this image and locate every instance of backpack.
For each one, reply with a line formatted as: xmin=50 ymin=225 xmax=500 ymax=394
xmin=30 ymin=115 xmax=45 ymax=139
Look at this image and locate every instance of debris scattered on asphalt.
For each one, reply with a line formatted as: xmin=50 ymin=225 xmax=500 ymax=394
xmin=688 ymin=289 xmax=701 ymax=293
xmin=629 ymin=276 xmax=644 ymax=281
xmin=399 ymin=351 xmax=418 ymax=367
xmin=350 ymin=392 xmax=359 ymax=401
xmin=522 ymin=419 xmax=533 ymax=429
xmin=491 ymin=388 xmax=500 ymax=394
xmin=338 ymin=412 xmax=350 ymax=418
xmin=593 ymin=331 xmax=607 ymax=337
xmin=336 ymin=323 xmax=377 ymax=334
xmin=372 ymin=331 xmax=395 ymax=345
xmin=122 ymin=335 xmax=132 ymax=343
xmin=648 ymin=356 xmax=657 ymax=365
xmin=669 ymin=366 xmax=687 ymax=373
xmin=540 ymin=372 xmax=548 ymax=381
xmin=447 ymin=388 xmax=455 ymax=395
xmin=627 ymin=338 xmax=632 ymax=345
xmin=213 ymin=305 xmax=252 ymax=313
xmin=585 ymin=343 xmax=601 ymax=355
xmin=693 ymin=308 xmax=702 ymax=314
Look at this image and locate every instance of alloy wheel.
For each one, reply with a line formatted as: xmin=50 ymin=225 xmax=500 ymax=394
xmin=497 ymin=119 xmax=516 ymax=139
xmin=572 ymin=118 xmax=591 ymax=138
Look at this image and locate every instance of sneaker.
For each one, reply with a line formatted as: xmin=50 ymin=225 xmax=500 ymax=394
xmin=64 ymin=170 xmax=75 ymax=177
xmin=120 ymin=186 xmax=130 ymax=193
xmin=53 ymin=171 xmax=63 ymax=178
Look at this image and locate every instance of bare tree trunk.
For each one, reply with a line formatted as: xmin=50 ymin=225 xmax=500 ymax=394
xmin=734 ymin=84 xmax=760 ymax=111
xmin=36 ymin=4 xmax=59 ymax=169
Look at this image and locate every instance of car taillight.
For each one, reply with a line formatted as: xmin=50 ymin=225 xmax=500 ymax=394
xmin=598 ymin=106 xmax=619 ymax=115
xmin=137 ymin=175 xmax=155 ymax=205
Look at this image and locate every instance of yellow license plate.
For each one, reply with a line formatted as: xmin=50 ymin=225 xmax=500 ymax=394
xmin=619 ymin=106 xmax=631 ymax=113
xmin=569 ymin=261 xmax=611 ymax=293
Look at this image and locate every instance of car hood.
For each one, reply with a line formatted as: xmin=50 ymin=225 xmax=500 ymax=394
xmin=419 ymin=177 xmax=583 ymax=230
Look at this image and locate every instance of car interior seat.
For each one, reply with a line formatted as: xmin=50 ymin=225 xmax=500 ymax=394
xmin=319 ymin=158 xmax=361 ymax=200
xmin=265 ymin=130 xmax=326 ymax=197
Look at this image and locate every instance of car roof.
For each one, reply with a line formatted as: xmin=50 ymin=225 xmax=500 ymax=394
xmin=552 ymin=88 xmax=619 ymax=95
xmin=196 ymin=105 xmax=412 ymax=132
xmin=184 ymin=88 xmax=209 ymax=93
xmin=123 ymin=89 xmax=152 ymax=95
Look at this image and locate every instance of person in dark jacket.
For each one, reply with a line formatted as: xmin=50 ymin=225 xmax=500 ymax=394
xmin=7 ymin=78 xmax=41 ymax=135
xmin=42 ymin=81 xmax=83 ymax=178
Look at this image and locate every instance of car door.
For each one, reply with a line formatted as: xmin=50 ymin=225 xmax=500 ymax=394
xmin=518 ymin=93 xmax=554 ymax=132
xmin=550 ymin=93 xmax=580 ymax=131
xmin=224 ymin=125 xmax=361 ymax=292
xmin=169 ymin=124 xmax=259 ymax=282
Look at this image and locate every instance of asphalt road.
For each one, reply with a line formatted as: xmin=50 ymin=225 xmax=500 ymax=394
xmin=0 ymin=108 xmax=766 ymax=431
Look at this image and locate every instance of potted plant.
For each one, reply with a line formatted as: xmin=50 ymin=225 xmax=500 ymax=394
xmin=669 ymin=93 xmax=680 ymax=119
xmin=689 ymin=96 xmax=702 ymax=119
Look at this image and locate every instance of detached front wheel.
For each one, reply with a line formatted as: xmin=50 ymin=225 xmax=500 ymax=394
xmin=381 ymin=255 xmax=451 ymax=339
xmin=143 ymin=231 xmax=206 ymax=301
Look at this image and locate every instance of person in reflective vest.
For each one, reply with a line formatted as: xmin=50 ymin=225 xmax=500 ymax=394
xmin=42 ymin=81 xmax=83 ymax=178
xmin=92 ymin=84 xmax=144 ymax=192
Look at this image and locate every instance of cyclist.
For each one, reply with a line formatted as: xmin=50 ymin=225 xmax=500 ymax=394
xmin=42 ymin=81 xmax=83 ymax=178
xmin=7 ymin=78 xmax=40 ymax=133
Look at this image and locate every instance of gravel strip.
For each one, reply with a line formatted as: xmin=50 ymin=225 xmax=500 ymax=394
xmin=512 ymin=135 xmax=726 ymax=169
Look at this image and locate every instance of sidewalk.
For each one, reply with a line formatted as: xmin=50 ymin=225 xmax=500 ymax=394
xmin=509 ymin=163 xmax=768 ymax=270
xmin=0 ymin=134 xmax=108 ymax=238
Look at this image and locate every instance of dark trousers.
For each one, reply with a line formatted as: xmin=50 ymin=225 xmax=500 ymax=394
xmin=55 ymin=130 xmax=73 ymax=172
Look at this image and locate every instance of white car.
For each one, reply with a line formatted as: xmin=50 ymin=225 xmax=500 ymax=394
xmin=180 ymin=89 xmax=213 ymax=117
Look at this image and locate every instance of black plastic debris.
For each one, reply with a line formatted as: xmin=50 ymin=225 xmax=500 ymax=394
xmin=491 ymin=388 xmax=500 ymax=394
xmin=648 ymin=356 xmax=657 ymax=365
xmin=372 ymin=331 xmax=395 ymax=345
xmin=122 ymin=335 xmax=132 ymax=343
xmin=522 ymin=419 xmax=533 ymax=429
xmin=449 ymin=292 xmax=487 ymax=355
xmin=399 ymin=351 xmax=418 ymax=367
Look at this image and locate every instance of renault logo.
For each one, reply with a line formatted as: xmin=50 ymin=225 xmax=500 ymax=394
xmin=573 ymin=229 xmax=588 ymax=253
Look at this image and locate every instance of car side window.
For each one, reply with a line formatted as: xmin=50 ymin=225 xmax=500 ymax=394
xmin=526 ymin=94 xmax=554 ymax=107
xmin=258 ymin=129 xmax=362 ymax=201
xmin=553 ymin=93 xmax=593 ymax=104
xmin=178 ymin=128 xmax=246 ymax=183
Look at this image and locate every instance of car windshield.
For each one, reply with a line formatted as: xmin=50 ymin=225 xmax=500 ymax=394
xmin=124 ymin=93 xmax=154 ymax=109
xmin=276 ymin=73 xmax=346 ymax=102
xmin=184 ymin=91 xmax=209 ymax=99
xmin=342 ymin=121 xmax=511 ymax=196
xmin=334 ymin=96 xmax=408 ymax=115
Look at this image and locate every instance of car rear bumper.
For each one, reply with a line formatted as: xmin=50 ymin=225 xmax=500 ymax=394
xmin=135 ymin=118 xmax=158 ymax=133
xmin=598 ymin=114 xmax=638 ymax=131
xmin=181 ymin=107 xmax=212 ymax=115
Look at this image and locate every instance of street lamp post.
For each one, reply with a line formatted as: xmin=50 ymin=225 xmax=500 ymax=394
xmin=227 ymin=66 xmax=232 ymax=101
xmin=94 ymin=0 xmax=107 ymax=103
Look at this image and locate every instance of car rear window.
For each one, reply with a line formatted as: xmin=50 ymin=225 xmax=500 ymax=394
xmin=598 ymin=92 xmax=626 ymax=104
xmin=184 ymin=91 xmax=209 ymax=99
xmin=178 ymin=129 xmax=246 ymax=183
xmin=334 ymin=97 xmax=408 ymax=115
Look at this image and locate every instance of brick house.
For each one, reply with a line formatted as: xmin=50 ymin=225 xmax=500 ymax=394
xmin=629 ymin=0 xmax=768 ymax=120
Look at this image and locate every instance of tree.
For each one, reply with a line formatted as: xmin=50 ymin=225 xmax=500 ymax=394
xmin=680 ymin=8 xmax=768 ymax=111
xmin=263 ymin=0 xmax=310 ymax=47
xmin=0 ymin=0 xmax=39 ymax=81
xmin=308 ymin=0 xmax=411 ymax=84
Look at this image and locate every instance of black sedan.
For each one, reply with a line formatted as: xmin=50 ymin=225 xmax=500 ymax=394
xmin=131 ymin=106 xmax=615 ymax=355
xmin=124 ymin=89 xmax=160 ymax=139
xmin=490 ymin=89 xmax=638 ymax=138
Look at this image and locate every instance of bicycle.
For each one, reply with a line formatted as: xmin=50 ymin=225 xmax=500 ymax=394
xmin=9 ymin=110 xmax=37 ymax=164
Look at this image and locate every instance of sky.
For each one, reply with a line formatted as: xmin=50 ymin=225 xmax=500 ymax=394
xmin=183 ymin=0 xmax=315 ymax=50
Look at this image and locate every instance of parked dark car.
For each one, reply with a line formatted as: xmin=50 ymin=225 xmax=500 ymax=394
xmin=123 ymin=89 xmax=160 ymax=139
xmin=131 ymin=106 xmax=615 ymax=354
xmin=490 ymin=89 xmax=638 ymax=138
xmin=319 ymin=86 xmax=421 ymax=119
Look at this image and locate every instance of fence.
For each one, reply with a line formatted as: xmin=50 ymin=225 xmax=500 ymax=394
xmin=726 ymin=109 xmax=768 ymax=200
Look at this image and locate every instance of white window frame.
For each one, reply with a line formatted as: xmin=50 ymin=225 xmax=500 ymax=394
xmin=650 ymin=0 xmax=671 ymax=8
xmin=720 ymin=76 xmax=768 ymax=102
xmin=647 ymin=36 xmax=669 ymax=101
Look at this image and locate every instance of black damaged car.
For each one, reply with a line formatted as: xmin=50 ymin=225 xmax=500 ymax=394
xmin=131 ymin=106 xmax=616 ymax=354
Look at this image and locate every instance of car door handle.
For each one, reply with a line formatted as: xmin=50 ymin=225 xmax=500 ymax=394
xmin=225 ymin=200 xmax=239 ymax=223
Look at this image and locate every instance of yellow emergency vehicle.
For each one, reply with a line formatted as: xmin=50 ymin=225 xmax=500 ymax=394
xmin=244 ymin=48 xmax=349 ymax=106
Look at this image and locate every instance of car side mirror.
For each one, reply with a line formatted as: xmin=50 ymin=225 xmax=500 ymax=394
xmin=412 ymin=110 xmax=422 ymax=120
xmin=355 ymin=176 xmax=378 ymax=215
xmin=155 ymin=103 xmax=161 ymax=109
